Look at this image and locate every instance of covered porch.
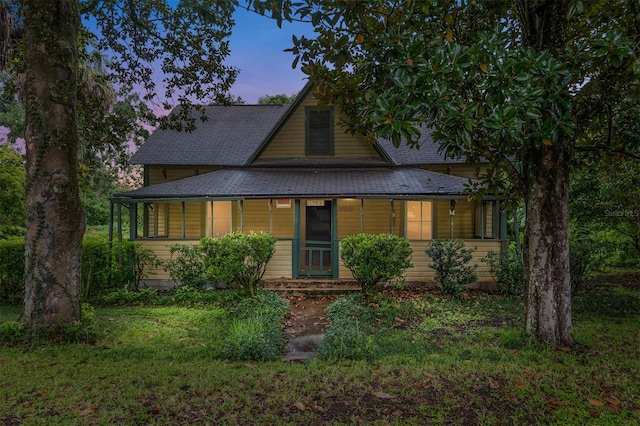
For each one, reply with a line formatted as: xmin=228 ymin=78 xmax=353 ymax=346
xmin=111 ymin=167 xmax=507 ymax=286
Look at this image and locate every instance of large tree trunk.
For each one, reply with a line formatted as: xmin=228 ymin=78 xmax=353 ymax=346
xmin=523 ymin=142 xmax=574 ymax=348
xmin=20 ymin=0 xmax=85 ymax=326
xmin=517 ymin=0 xmax=573 ymax=347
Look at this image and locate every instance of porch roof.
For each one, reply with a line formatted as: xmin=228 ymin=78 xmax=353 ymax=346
xmin=115 ymin=167 xmax=477 ymax=201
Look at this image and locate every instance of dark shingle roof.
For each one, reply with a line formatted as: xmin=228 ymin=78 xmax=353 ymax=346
xmin=375 ymin=126 xmax=466 ymax=165
xmin=129 ymin=104 xmax=289 ymax=166
xmin=116 ymin=167 xmax=473 ymax=199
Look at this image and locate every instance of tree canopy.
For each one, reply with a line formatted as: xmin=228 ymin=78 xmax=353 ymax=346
xmin=258 ymin=93 xmax=297 ymax=104
xmin=0 ymin=0 xmax=247 ymax=326
xmin=252 ymin=0 xmax=640 ymax=346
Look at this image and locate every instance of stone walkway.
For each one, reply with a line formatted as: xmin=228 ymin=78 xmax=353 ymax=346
xmin=282 ymin=295 xmax=334 ymax=362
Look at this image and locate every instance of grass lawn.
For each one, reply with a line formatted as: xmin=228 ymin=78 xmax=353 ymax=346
xmin=1 ymin=278 xmax=639 ymax=425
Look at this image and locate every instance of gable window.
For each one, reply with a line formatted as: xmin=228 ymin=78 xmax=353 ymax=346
xmin=406 ymin=201 xmax=433 ymax=240
xmin=305 ymin=106 xmax=334 ymax=155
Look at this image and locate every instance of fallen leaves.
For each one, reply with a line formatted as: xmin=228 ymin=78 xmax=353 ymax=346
xmin=293 ymin=401 xmax=306 ymax=411
xmin=587 ymin=408 xmax=600 ymax=418
xmin=372 ymin=391 xmax=395 ymax=399
xmin=79 ymin=407 xmax=96 ymax=416
xmin=149 ymin=404 xmax=163 ymax=415
xmin=545 ymin=398 xmax=565 ymax=409
xmin=587 ymin=397 xmax=605 ymax=407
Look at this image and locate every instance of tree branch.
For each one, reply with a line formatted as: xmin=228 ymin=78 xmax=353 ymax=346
xmin=575 ymin=144 xmax=640 ymax=160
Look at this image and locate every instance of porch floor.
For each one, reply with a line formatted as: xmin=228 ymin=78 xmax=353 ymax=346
xmin=262 ymin=278 xmax=361 ymax=295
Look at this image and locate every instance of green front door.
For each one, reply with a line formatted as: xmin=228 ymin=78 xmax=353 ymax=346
xmin=296 ymin=199 xmax=336 ymax=277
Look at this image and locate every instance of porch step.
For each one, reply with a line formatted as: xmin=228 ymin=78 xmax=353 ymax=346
xmin=262 ymin=278 xmax=361 ymax=295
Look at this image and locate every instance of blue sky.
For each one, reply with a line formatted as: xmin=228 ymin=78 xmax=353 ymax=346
xmin=225 ymin=9 xmax=314 ymax=103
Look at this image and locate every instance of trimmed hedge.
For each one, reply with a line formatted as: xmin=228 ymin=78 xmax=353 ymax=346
xmin=0 ymin=239 xmax=25 ymax=304
xmin=0 ymin=235 xmax=145 ymax=304
xmin=340 ymin=233 xmax=413 ymax=297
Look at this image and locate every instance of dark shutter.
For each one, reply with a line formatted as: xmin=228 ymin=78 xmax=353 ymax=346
xmin=308 ymin=110 xmax=331 ymax=154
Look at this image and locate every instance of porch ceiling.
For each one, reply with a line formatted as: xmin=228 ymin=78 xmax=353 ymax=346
xmin=115 ymin=167 xmax=478 ymax=200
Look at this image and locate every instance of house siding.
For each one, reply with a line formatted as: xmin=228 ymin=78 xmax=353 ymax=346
xmin=336 ymin=199 xmax=402 ymax=237
xmin=241 ymin=199 xmax=295 ymax=238
xmin=426 ymin=164 xmax=486 ymax=180
xmin=406 ymin=239 xmax=500 ymax=282
xmin=147 ymin=165 xmax=217 ymax=185
xmin=166 ymin=202 xmax=201 ymax=239
xmin=434 ymin=199 xmax=475 ymax=239
xmin=260 ymin=92 xmax=380 ymax=159
xmin=263 ymin=240 xmax=294 ymax=278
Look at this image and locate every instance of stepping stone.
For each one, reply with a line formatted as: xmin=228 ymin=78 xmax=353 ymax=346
xmin=282 ymin=334 xmax=325 ymax=362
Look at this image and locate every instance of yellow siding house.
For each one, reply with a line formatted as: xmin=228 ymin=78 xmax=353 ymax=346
xmin=113 ymin=82 xmax=506 ymax=287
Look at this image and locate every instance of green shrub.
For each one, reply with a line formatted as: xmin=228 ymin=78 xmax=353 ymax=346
xmin=317 ymin=295 xmax=374 ymax=360
xmin=233 ymin=290 xmax=289 ymax=320
xmin=570 ymin=226 xmax=606 ymax=291
xmin=0 ymin=239 xmax=25 ymax=304
xmin=1 ymin=237 xmax=139 ymax=304
xmin=325 ymin=293 xmax=365 ymax=320
xmin=0 ymin=320 xmax=25 ymax=345
xmin=82 ymin=236 xmax=139 ymax=300
xmin=165 ymin=286 xmax=238 ymax=307
xmin=426 ymin=239 xmax=477 ymax=296
xmin=102 ymin=288 xmax=159 ymax=306
xmin=482 ymin=246 xmax=524 ymax=295
xmin=222 ymin=318 xmax=283 ymax=362
xmin=131 ymin=244 xmax=161 ymax=290
xmin=202 ymin=232 xmax=277 ymax=296
xmin=0 ymin=303 xmax=98 ymax=345
xmin=221 ymin=291 xmax=288 ymax=362
xmin=340 ymin=234 xmax=413 ymax=297
xmin=164 ymin=243 xmax=208 ymax=288
xmin=317 ymin=318 xmax=375 ymax=360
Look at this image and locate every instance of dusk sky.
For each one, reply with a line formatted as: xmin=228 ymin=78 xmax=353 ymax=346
xmin=225 ymin=8 xmax=315 ymax=103
xmin=0 ymin=8 xmax=316 ymax=145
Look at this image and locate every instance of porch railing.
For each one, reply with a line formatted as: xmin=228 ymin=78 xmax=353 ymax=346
xmin=299 ymin=240 xmax=332 ymax=276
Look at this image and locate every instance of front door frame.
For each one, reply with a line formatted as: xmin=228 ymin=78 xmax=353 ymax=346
xmin=292 ymin=199 xmax=338 ymax=277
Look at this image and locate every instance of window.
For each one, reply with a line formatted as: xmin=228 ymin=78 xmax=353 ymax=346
xmin=207 ymin=201 xmax=232 ymax=237
xmin=305 ymin=106 xmax=334 ymax=155
xmin=475 ymin=201 xmax=496 ymax=238
xmin=406 ymin=201 xmax=432 ymax=240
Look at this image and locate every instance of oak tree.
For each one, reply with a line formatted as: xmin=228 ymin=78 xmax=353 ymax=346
xmin=1 ymin=0 xmax=241 ymax=326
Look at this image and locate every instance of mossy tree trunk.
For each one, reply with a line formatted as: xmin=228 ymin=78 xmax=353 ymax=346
xmin=523 ymin=142 xmax=574 ymax=347
xmin=20 ymin=0 xmax=85 ymax=326
xmin=518 ymin=0 xmax=574 ymax=348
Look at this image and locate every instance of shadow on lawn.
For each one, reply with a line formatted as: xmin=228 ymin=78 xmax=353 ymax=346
xmin=573 ymin=273 xmax=640 ymax=318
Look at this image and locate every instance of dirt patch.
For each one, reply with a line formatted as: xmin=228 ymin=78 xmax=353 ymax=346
xmin=284 ymin=295 xmax=335 ymax=337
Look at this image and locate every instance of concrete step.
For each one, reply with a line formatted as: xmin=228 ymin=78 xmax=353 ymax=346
xmin=262 ymin=279 xmax=360 ymax=295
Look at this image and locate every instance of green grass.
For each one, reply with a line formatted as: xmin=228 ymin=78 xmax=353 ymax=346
xmin=1 ymin=281 xmax=639 ymax=425
xmin=0 ymin=305 xmax=21 ymax=322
